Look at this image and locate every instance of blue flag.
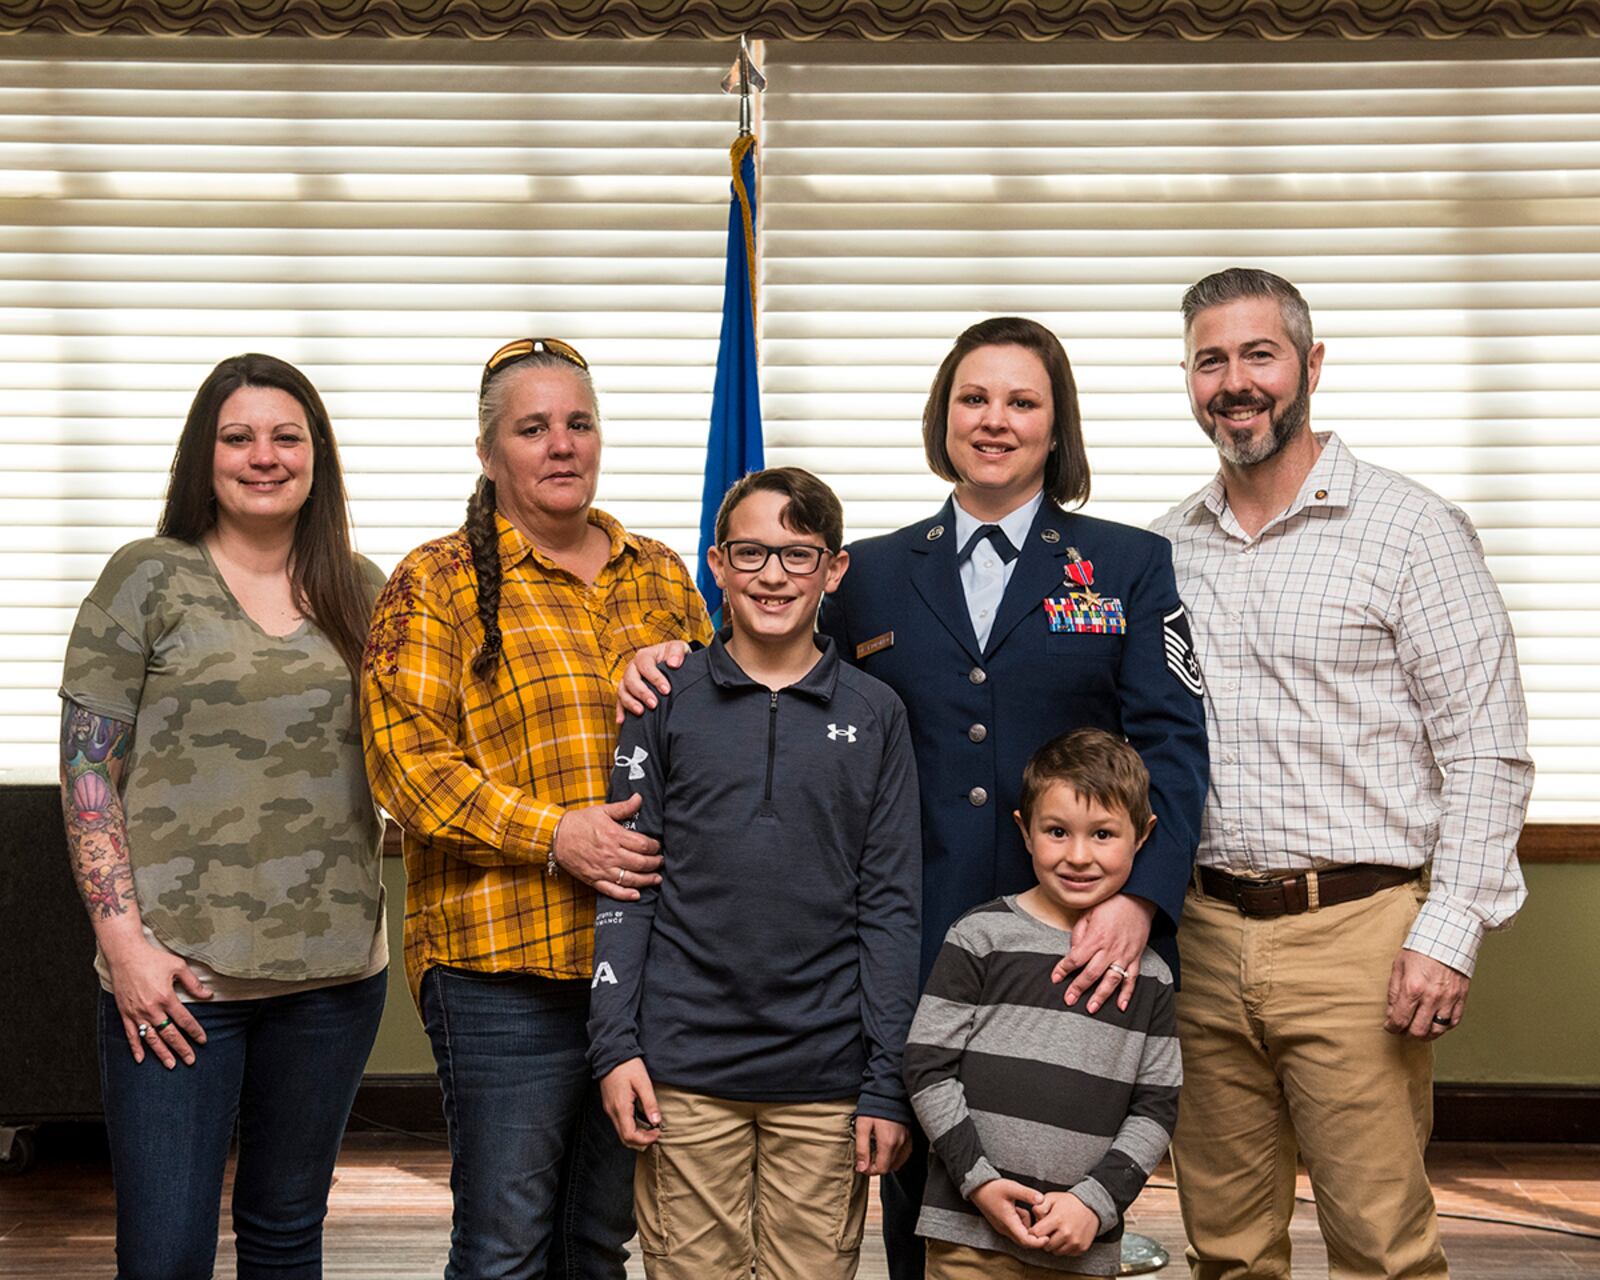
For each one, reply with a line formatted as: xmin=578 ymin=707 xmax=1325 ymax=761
xmin=697 ymin=135 xmax=764 ymax=627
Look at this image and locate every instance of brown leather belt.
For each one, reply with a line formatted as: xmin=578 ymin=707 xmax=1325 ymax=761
xmin=1196 ymin=863 xmax=1420 ymax=918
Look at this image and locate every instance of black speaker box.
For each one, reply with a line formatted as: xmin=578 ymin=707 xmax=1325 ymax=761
xmin=0 ymin=784 xmax=104 ymax=1121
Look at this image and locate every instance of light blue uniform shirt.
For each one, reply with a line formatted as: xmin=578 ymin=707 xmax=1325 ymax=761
xmin=952 ymin=489 xmax=1045 ymax=651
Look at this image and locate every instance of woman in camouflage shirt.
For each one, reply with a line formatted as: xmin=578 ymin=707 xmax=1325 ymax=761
xmin=59 ymin=354 xmax=388 ymax=1280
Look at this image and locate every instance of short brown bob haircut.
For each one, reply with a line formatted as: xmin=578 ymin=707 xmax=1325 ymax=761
xmin=714 ymin=466 xmax=845 ymax=554
xmin=921 ymin=316 xmax=1090 ymax=510
xmin=1018 ymin=727 xmax=1152 ymax=838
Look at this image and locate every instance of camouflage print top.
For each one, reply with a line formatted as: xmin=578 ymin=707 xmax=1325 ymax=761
xmin=60 ymin=537 xmax=386 ymax=980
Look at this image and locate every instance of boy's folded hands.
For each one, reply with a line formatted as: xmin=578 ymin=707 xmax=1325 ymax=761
xmin=1031 ymin=1189 xmax=1100 ymax=1256
xmin=970 ymin=1178 xmax=1047 ymax=1249
xmin=599 ymin=1056 xmax=662 ymax=1149
xmin=970 ymin=1179 xmax=1099 ymax=1256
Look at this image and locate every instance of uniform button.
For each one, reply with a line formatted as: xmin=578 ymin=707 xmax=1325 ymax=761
xmin=968 ymin=666 xmax=987 ymax=685
xmin=968 ymin=787 xmax=988 ymax=806
xmin=967 ymin=723 xmax=988 ymax=743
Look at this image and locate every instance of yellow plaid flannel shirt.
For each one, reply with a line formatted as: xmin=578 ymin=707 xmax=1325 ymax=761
xmin=361 ymin=509 xmax=712 ymax=1001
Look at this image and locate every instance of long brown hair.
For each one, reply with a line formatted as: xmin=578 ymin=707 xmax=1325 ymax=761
xmin=157 ymin=353 xmax=370 ymax=675
xmin=921 ymin=316 xmax=1091 ymax=509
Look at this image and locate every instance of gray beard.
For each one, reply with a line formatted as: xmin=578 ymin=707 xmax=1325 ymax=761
xmin=1200 ymin=363 xmax=1310 ymax=468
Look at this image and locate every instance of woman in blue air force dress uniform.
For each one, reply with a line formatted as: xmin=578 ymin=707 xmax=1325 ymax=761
xmin=815 ymin=317 xmax=1208 ymax=1279
xmin=620 ymin=317 xmax=1207 ymax=1279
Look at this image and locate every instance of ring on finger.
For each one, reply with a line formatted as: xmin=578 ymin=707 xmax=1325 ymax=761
xmin=616 ymin=868 xmax=627 ymax=886
xmin=136 ymin=1022 xmax=151 ymax=1038
xmin=153 ymin=1017 xmax=173 ymax=1032
xmin=1431 ymin=1014 xmax=1452 ymax=1027
xmin=1107 ymin=963 xmax=1129 ymax=979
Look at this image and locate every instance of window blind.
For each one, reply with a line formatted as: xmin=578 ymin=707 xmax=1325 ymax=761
xmin=3 ymin=33 xmax=1595 ymax=821
xmin=759 ymin=38 xmax=1599 ymax=821
xmin=0 ymin=36 xmax=737 ymax=777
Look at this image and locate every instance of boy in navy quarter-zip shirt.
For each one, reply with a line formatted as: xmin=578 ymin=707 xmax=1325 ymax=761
xmin=588 ymin=467 xmax=922 ymax=1280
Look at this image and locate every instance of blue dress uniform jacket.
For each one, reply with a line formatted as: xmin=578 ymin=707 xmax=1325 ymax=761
xmin=818 ymin=497 xmax=1208 ymax=984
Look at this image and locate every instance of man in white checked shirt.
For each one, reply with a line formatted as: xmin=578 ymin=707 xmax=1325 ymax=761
xmin=1151 ymin=268 xmax=1533 ymax=1280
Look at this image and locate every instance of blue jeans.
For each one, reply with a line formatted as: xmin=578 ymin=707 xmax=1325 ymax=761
xmin=420 ymin=967 xmax=635 ymax=1280
xmin=98 ymin=968 xmax=387 ymax=1280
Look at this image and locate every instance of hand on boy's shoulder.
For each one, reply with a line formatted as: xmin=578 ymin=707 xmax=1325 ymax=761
xmin=1053 ymin=892 xmax=1157 ymax=1014
xmin=615 ymin=639 xmax=691 ymax=723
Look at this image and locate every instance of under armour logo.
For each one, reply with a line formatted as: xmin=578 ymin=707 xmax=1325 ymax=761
xmin=591 ymin=961 xmax=618 ymax=988
xmin=827 ymin=724 xmax=857 ymax=743
xmin=614 ymin=745 xmax=648 ymax=779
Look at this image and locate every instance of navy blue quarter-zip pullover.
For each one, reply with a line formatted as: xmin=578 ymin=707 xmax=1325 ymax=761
xmin=586 ymin=635 xmax=922 ymax=1123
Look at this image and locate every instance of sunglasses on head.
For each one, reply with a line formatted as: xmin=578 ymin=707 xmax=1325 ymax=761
xmin=480 ymin=338 xmax=589 ymax=394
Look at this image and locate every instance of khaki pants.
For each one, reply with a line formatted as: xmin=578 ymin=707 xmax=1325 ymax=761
xmin=1170 ymin=880 xmax=1446 ymax=1280
xmin=925 ymin=1239 xmax=1099 ymax=1279
xmin=634 ymin=1085 xmax=868 ymax=1280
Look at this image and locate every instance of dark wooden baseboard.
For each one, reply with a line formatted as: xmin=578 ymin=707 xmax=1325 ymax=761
xmin=347 ymin=1074 xmax=448 ymax=1136
xmin=1433 ymin=1084 xmax=1600 ymax=1144
xmin=345 ymin=1076 xmax=1600 ymax=1144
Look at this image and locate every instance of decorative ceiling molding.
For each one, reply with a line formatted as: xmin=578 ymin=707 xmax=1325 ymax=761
xmin=2 ymin=0 xmax=1598 ymax=42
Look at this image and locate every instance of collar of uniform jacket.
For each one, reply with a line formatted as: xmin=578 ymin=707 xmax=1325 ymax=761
xmin=907 ymin=493 xmax=1069 ymax=555
xmin=493 ymin=507 xmax=639 ymax=572
xmin=706 ymin=631 xmax=840 ymax=703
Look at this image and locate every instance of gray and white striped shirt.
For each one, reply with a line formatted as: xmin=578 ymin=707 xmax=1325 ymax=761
xmin=905 ymin=897 xmax=1180 ymax=1276
xmin=1151 ymin=432 xmax=1533 ymax=975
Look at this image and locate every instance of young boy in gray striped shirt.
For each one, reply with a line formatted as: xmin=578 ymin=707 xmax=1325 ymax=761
xmin=904 ymin=728 xmax=1182 ymax=1278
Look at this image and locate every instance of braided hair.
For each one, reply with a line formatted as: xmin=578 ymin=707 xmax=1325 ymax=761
xmin=465 ymin=474 xmax=503 ymax=678
xmin=468 ymin=352 xmax=600 ymax=679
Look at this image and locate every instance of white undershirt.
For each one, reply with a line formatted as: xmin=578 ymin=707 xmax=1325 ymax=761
xmin=953 ymin=489 xmax=1044 ymax=651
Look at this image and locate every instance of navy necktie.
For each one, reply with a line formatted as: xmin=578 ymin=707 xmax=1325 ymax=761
xmin=958 ymin=524 xmax=1019 ymax=565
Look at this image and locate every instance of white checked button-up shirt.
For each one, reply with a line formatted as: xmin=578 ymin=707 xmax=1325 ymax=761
xmin=1151 ymin=433 xmax=1533 ymax=976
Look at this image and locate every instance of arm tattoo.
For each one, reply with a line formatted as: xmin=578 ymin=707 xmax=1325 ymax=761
xmin=61 ymin=701 xmax=136 ymax=921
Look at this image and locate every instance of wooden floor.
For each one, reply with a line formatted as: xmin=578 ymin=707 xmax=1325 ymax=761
xmin=2 ymin=1130 xmax=1598 ymax=1278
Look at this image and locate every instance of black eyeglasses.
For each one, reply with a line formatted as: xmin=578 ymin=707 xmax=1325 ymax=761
xmin=720 ymin=541 xmax=831 ymax=576
xmin=480 ymin=338 xmax=589 ymax=394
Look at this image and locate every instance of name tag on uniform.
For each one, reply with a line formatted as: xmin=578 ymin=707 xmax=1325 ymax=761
xmin=1044 ymin=594 xmax=1126 ymax=635
xmin=855 ymin=630 xmax=895 ymax=659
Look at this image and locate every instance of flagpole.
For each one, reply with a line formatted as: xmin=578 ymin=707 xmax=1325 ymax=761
xmin=696 ymin=40 xmax=766 ymax=627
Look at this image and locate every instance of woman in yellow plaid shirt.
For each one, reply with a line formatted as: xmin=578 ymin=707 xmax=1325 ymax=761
xmin=362 ymin=338 xmax=712 ymax=1279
